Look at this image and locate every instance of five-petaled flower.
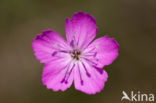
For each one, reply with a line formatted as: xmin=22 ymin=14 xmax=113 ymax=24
xmin=32 ymin=11 xmax=119 ymax=94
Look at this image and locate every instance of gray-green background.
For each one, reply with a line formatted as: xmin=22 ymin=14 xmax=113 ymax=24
xmin=0 ymin=0 xmax=156 ymax=103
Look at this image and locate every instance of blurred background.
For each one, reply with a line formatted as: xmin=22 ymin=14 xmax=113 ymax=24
xmin=0 ymin=0 xmax=156 ymax=103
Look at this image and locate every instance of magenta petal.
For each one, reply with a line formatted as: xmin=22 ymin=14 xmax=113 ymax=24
xmin=32 ymin=30 xmax=70 ymax=63
xmin=74 ymin=61 xmax=108 ymax=94
xmin=65 ymin=11 xmax=98 ymax=49
xmin=84 ymin=35 xmax=119 ymax=68
xmin=42 ymin=58 xmax=74 ymax=91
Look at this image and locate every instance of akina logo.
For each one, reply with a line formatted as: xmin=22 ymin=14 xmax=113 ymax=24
xmin=121 ymin=91 xmax=155 ymax=102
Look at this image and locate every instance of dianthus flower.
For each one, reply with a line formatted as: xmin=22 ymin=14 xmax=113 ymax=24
xmin=32 ymin=11 xmax=119 ymax=94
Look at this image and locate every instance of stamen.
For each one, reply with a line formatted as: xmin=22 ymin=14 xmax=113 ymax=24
xmin=52 ymin=51 xmax=57 ymax=56
xmin=78 ymin=64 xmax=83 ymax=85
xmin=70 ymin=40 xmax=75 ymax=48
xmin=59 ymin=50 xmax=68 ymax=53
xmin=64 ymin=64 xmax=75 ymax=83
xmin=92 ymin=65 xmax=103 ymax=74
xmin=81 ymin=80 xmax=83 ymax=85
xmin=65 ymin=80 xmax=68 ymax=84
xmin=60 ymin=61 xmax=72 ymax=84
xmin=83 ymin=57 xmax=98 ymax=66
xmin=61 ymin=62 xmax=75 ymax=84
xmin=82 ymin=62 xmax=91 ymax=77
xmin=70 ymin=34 xmax=79 ymax=48
xmin=61 ymin=78 xmax=65 ymax=83
xmin=52 ymin=50 xmax=68 ymax=57
xmin=94 ymin=52 xmax=97 ymax=57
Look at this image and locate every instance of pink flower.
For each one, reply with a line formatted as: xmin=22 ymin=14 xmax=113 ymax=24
xmin=32 ymin=11 xmax=119 ymax=94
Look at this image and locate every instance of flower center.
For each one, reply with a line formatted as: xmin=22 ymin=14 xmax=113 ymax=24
xmin=71 ymin=50 xmax=81 ymax=60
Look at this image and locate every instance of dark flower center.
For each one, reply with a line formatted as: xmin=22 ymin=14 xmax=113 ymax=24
xmin=71 ymin=50 xmax=81 ymax=60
